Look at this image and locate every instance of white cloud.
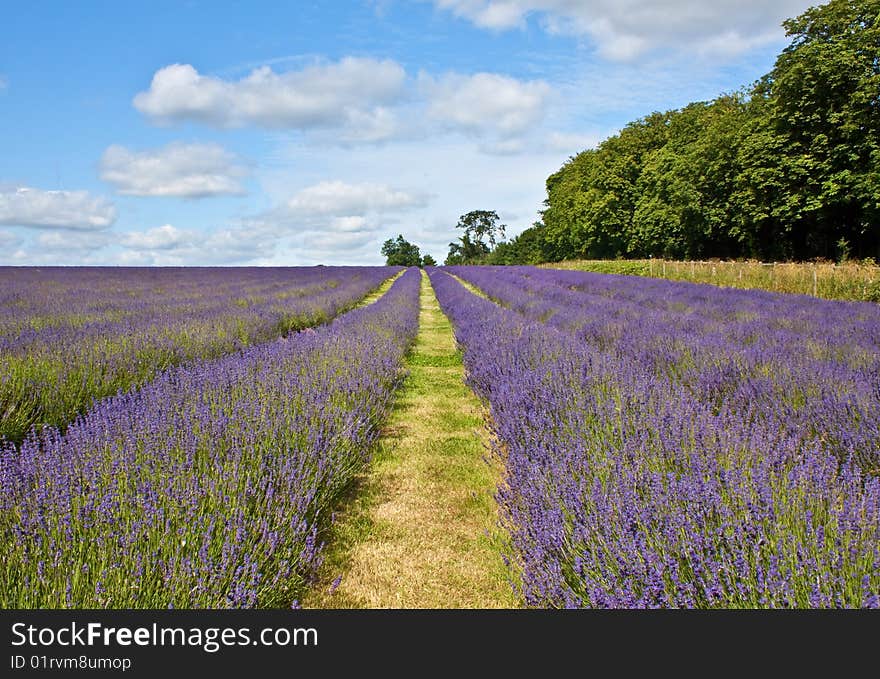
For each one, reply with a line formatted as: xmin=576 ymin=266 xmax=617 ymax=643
xmin=35 ymin=230 xmax=113 ymax=252
xmin=313 ymin=106 xmax=401 ymax=145
xmin=302 ymin=230 xmax=375 ymax=250
xmin=232 ymin=180 xmax=432 ymax=265
xmin=254 ymin=135 xmax=567 ymax=266
xmin=330 ymin=216 xmax=368 ymax=232
xmin=133 ymin=58 xmax=556 ymax=147
xmin=121 ymin=224 xmax=271 ymax=265
xmin=431 ymin=1 xmax=815 ymax=60
xmin=196 ymin=228 xmax=271 ymax=264
xmin=100 ymin=142 xmax=248 ymax=197
xmin=545 ymin=131 xmax=603 ymax=152
xmin=421 ymin=72 xmax=551 ymax=137
xmin=122 ymin=224 xmax=189 ymax=250
xmin=133 ymin=58 xmax=406 ymax=130
xmin=0 ymin=187 xmax=116 ymax=230
xmin=284 ymin=180 xmax=429 ymax=216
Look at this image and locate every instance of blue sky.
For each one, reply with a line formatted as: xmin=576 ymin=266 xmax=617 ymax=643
xmin=0 ymin=0 xmax=816 ymax=265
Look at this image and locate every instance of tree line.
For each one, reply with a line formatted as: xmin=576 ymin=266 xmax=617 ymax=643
xmin=491 ymin=0 xmax=880 ymax=264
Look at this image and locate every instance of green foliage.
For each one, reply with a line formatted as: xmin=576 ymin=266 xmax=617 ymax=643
xmin=381 ymin=235 xmax=422 ymax=267
xmin=487 ymin=223 xmax=549 ymax=264
xmin=535 ymin=0 xmax=880 ymax=264
xmin=420 ymin=254 xmax=437 ymax=267
xmin=445 ymin=210 xmax=506 ymax=264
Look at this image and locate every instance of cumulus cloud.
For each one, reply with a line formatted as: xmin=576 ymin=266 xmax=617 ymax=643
xmin=431 ymin=0 xmax=814 ymax=60
xmin=284 ymin=180 xmax=429 ymax=216
xmin=421 ymin=72 xmax=551 ymax=137
xmin=121 ymin=224 xmax=271 ymax=265
xmin=133 ymin=58 xmax=406 ymax=130
xmin=330 ymin=216 xmax=368 ymax=232
xmin=122 ymin=224 xmax=189 ymax=250
xmin=231 ymin=179 xmax=432 ymax=264
xmin=133 ymin=58 xmax=557 ymax=147
xmin=0 ymin=186 xmax=116 ymax=230
xmin=100 ymin=142 xmax=248 ymax=197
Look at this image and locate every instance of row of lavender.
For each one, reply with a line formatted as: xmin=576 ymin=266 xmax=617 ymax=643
xmin=0 ymin=268 xmax=421 ymax=607
xmin=0 ymin=266 xmax=398 ymax=443
xmin=429 ymin=267 xmax=879 ymax=607
xmin=448 ymin=266 xmax=880 ymax=475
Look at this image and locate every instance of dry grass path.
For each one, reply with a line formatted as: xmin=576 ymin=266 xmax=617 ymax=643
xmin=354 ymin=269 xmax=404 ymax=307
xmin=304 ymin=269 xmax=515 ymax=608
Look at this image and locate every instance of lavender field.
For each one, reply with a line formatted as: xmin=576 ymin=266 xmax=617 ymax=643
xmin=432 ymin=266 xmax=880 ymax=607
xmin=1 ymin=267 xmax=419 ymax=607
xmin=1 ymin=264 xmax=878 ymax=608
xmin=0 ymin=266 xmax=397 ymax=443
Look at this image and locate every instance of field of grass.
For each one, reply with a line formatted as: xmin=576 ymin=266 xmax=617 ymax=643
xmin=543 ymin=259 xmax=880 ymax=302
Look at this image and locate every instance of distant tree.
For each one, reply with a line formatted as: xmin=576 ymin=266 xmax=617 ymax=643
xmin=445 ymin=210 xmax=507 ymax=264
xmin=420 ymin=253 xmax=437 ymax=267
xmin=381 ymin=235 xmax=422 ymax=267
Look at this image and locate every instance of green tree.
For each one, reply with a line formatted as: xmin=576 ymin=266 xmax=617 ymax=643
xmin=766 ymin=0 xmax=880 ymax=259
xmin=488 ymin=223 xmax=548 ymax=264
xmin=381 ymin=235 xmax=422 ymax=267
xmin=536 ymin=0 xmax=880 ymax=263
xmin=445 ymin=210 xmax=507 ymax=264
xmin=542 ymin=112 xmax=671 ymax=260
xmin=421 ymin=253 xmax=437 ymax=266
xmin=632 ymin=96 xmax=749 ymax=259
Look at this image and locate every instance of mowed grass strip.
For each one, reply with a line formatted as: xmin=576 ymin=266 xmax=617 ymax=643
xmin=304 ymin=269 xmax=516 ymax=608
xmin=354 ymin=270 xmax=405 ymax=308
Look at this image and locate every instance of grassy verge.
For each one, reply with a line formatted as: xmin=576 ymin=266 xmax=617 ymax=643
xmin=354 ymin=270 xmax=405 ymax=308
xmin=304 ymin=270 xmax=516 ymax=608
xmin=542 ymin=259 xmax=880 ymax=302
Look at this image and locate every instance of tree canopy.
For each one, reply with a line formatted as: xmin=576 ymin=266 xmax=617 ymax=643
xmin=519 ymin=0 xmax=879 ymax=264
xmin=445 ymin=210 xmax=507 ymax=264
xmin=381 ymin=235 xmax=437 ymax=267
xmin=381 ymin=235 xmax=422 ymax=267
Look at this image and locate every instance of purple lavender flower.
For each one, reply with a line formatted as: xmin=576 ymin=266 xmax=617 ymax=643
xmin=429 ymin=265 xmax=880 ymax=609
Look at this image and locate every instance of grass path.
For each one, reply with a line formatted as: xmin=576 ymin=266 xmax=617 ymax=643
xmin=354 ymin=269 xmax=404 ymax=308
xmin=304 ymin=269 xmax=516 ymax=608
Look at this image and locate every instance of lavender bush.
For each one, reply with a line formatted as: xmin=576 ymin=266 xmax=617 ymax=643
xmin=430 ymin=266 xmax=880 ymax=608
xmin=0 ymin=268 xmax=420 ymax=608
xmin=0 ymin=266 xmax=398 ymax=443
